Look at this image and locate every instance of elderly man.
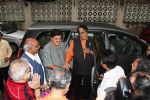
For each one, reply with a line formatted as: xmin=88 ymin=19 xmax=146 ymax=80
xmin=21 ymin=38 xmax=46 ymax=85
xmin=0 ymin=32 xmax=12 ymax=94
xmin=40 ymin=29 xmax=66 ymax=81
xmin=65 ymin=25 xmax=94 ymax=100
xmin=40 ymin=67 xmax=71 ymax=100
xmin=4 ymin=59 xmax=40 ymax=100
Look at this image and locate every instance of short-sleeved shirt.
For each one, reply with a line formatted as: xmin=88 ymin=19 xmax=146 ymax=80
xmin=97 ymin=65 xmax=126 ymax=96
xmin=39 ymin=42 xmax=65 ymax=80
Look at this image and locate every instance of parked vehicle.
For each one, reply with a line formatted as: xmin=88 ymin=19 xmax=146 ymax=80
xmin=0 ymin=22 xmax=25 ymax=53
xmin=18 ymin=21 xmax=148 ymax=95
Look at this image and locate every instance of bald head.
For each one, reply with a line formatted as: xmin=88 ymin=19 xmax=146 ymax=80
xmin=23 ymin=38 xmax=40 ymax=55
xmin=9 ymin=59 xmax=29 ymax=82
xmin=24 ymin=38 xmax=38 ymax=45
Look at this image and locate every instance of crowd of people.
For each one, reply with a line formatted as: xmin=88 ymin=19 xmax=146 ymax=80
xmin=96 ymin=46 xmax=150 ymax=100
xmin=0 ymin=24 xmax=150 ymax=100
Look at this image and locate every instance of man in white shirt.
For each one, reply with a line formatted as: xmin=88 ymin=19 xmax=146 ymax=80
xmin=21 ymin=38 xmax=46 ymax=86
xmin=96 ymin=49 xmax=125 ymax=100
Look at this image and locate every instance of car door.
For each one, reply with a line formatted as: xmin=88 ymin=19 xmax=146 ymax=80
xmin=91 ymin=30 xmax=147 ymax=96
xmin=91 ymin=31 xmax=105 ymax=95
xmin=104 ymin=30 xmax=146 ymax=75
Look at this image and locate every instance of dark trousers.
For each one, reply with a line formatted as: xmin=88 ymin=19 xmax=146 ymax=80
xmin=72 ymin=73 xmax=91 ymax=100
xmin=0 ymin=66 xmax=9 ymax=93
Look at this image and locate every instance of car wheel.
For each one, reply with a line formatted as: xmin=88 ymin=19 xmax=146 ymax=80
xmin=9 ymin=42 xmax=19 ymax=54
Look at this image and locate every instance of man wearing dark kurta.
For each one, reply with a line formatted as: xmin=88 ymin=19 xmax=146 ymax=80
xmin=65 ymin=25 xmax=94 ymax=100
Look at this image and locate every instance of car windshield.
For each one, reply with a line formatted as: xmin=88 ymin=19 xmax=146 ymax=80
xmin=0 ymin=23 xmax=17 ymax=34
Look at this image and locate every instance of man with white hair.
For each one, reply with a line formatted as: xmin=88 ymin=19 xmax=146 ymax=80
xmin=4 ymin=59 xmax=41 ymax=100
xmin=40 ymin=67 xmax=71 ymax=100
xmin=21 ymin=38 xmax=46 ymax=86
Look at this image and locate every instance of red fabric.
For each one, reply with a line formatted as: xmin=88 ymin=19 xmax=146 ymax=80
xmin=4 ymin=77 xmax=35 ymax=100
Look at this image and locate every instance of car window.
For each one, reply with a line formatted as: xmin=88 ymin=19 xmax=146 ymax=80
xmin=36 ymin=30 xmax=71 ymax=49
xmin=93 ymin=33 xmax=105 ymax=60
xmin=106 ymin=31 xmax=143 ymax=56
xmin=36 ymin=32 xmax=50 ymax=49
xmin=92 ymin=32 xmax=106 ymax=75
xmin=71 ymin=32 xmax=94 ymax=38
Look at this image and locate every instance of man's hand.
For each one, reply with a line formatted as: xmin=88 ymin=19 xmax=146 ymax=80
xmin=49 ymin=65 xmax=59 ymax=69
xmin=4 ymin=57 xmax=9 ymax=63
xmin=40 ymin=84 xmax=48 ymax=91
xmin=63 ymin=62 xmax=70 ymax=70
xmin=83 ymin=48 xmax=93 ymax=54
xmin=28 ymin=73 xmax=40 ymax=89
xmin=99 ymin=74 xmax=104 ymax=80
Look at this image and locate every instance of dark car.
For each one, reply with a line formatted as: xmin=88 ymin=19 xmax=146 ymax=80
xmin=18 ymin=21 xmax=147 ymax=95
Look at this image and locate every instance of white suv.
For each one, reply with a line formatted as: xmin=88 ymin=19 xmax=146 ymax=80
xmin=0 ymin=22 xmax=25 ymax=53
